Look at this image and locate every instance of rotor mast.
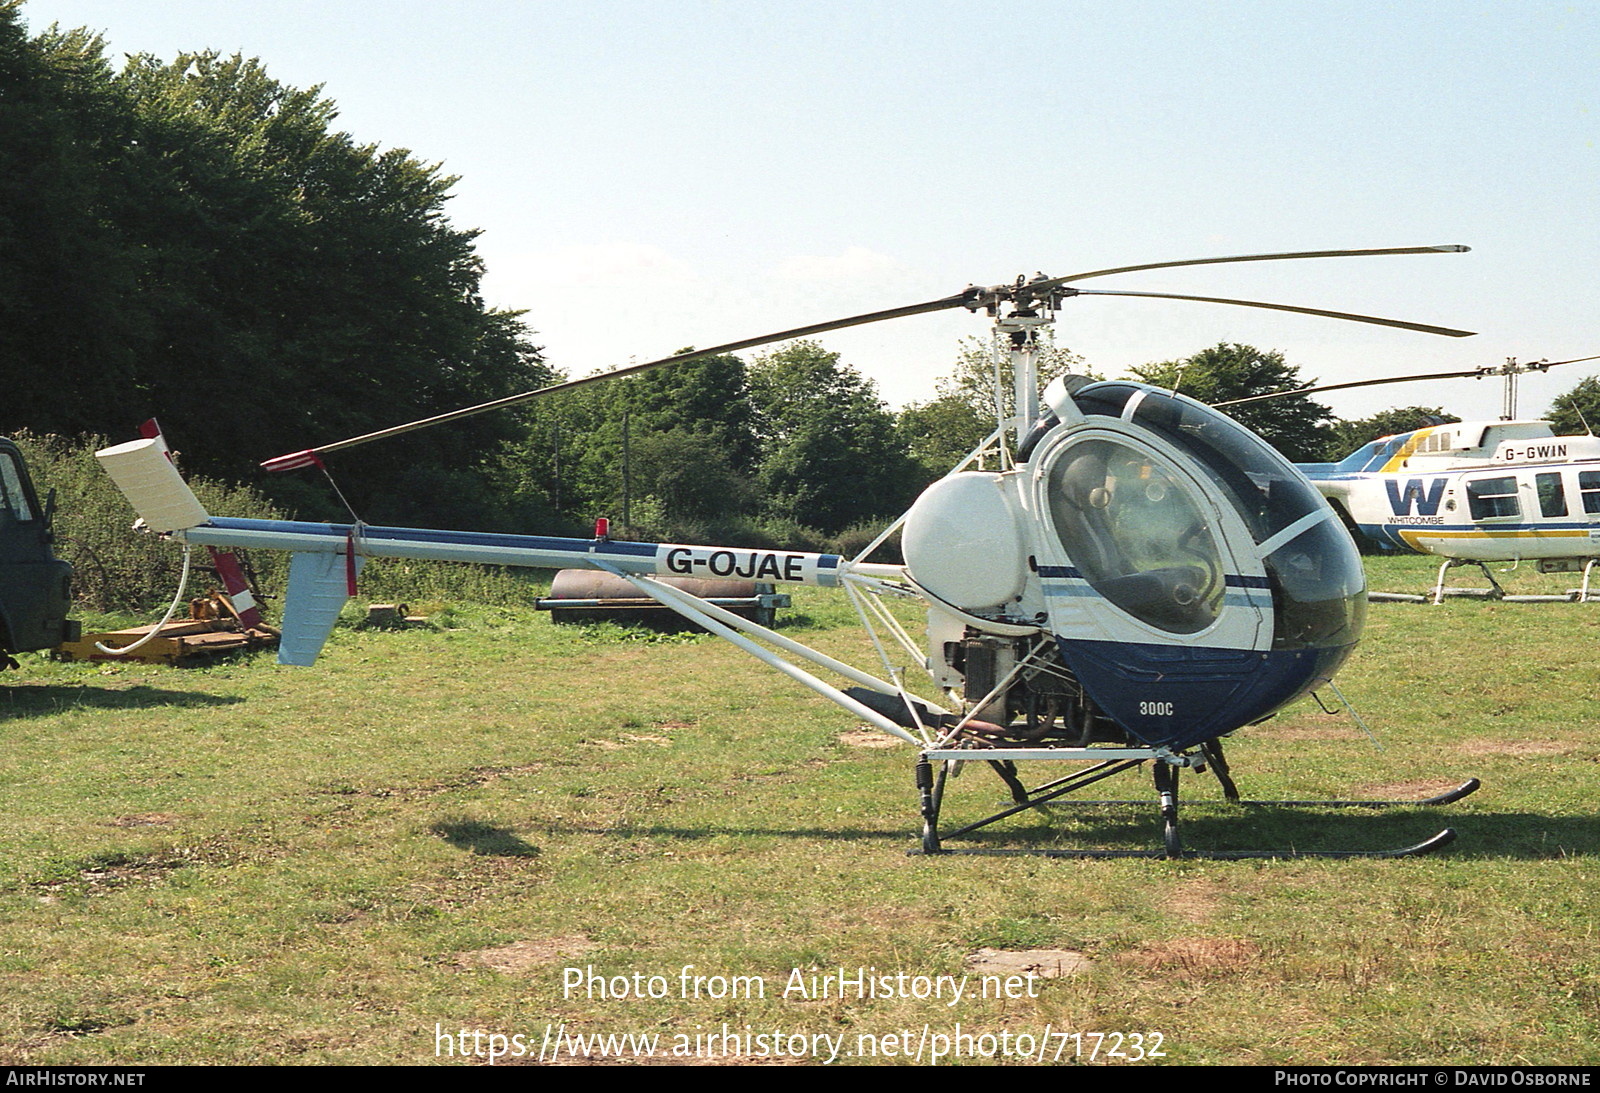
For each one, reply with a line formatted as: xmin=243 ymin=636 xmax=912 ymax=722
xmin=1492 ymin=357 xmax=1559 ymax=421
xmin=996 ymin=307 xmax=1053 ymax=456
xmin=972 ymin=274 xmax=1069 ymax=463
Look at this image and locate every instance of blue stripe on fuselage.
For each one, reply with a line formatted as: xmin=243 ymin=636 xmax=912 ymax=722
xmin=206 ymin=517 xmax=661 ymax=557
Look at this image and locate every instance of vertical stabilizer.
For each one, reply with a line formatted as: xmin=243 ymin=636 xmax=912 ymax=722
xmin=279 ymin=551 xmax=364 ymax=666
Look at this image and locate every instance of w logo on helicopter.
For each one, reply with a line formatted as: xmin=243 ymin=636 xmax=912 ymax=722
xmin=1385 ymin=477 xmax=1447 ymax=517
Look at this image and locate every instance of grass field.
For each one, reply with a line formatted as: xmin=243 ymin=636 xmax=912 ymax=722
xmin=0 ymin=554 xmax=1596 ymax=1066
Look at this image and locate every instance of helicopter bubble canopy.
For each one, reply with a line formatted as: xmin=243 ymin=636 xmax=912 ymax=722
xmin=1034 ymin=381 xmax=1366 ymax=747
xmin=901 ymin=380 xmax=1366 ymax=750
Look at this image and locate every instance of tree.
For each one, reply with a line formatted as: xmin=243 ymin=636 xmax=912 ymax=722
xmin=1324 ymin=407 xmax=1460 ymax=461
xmin=897 ymin=334 xmax=1089 ymax=481
xmin=1546 ymin=377 xmax=1600 ymax=437
xmin=0 ymin=11 xmax=145 ymax=432
xmin=0 ymin=7 xmax=550 ymax=527
xmin=508 ymin=353 xmax=763 ymax=537
xmin=621 ymin=353 xmax=759 ymax=470
xmin=896 ymin=395 xmax=991 ymax=481
xmin=1130 ymin=343 xmax=1334 ymax=462
xmin=934 ymin=334 xmax=1085 ymax=420
xmin=748 ymin=341 xmax=916 ymax=535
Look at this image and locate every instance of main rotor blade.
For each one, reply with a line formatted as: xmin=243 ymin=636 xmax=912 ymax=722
xmin=1535 ymin=353 xmax=1600 ymax=370
xmin=262 ymin=291 xmax=972 ymax=468
xmin=1070 ymin=288 xmax=1477 ymax=338
xmin=1040 ymin=245 xmax=1470 ymax=289
xmin=1216 ymin=369 xmax=1493 ymax=408
xmin=259 ymin=244 xmax=1476 ymax=469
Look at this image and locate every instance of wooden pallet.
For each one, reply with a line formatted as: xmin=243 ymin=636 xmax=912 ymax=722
xmin=56 ymin=595 xmax=280 ymax=666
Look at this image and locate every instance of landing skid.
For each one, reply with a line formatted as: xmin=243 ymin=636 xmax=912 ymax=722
xmin=1431 ymin=558 xmax=1505 ymax=604
xmin=911 ymin=739 xmax=1478 ymax=860
xmin=1426 ymin=557 xmax=1595 ymax=605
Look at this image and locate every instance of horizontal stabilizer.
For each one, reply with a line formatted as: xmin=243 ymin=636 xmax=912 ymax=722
xmin=95 ymin=437 xmax=210 ymax=532
xmin=279 ymin=551 xmax=363 ymax=666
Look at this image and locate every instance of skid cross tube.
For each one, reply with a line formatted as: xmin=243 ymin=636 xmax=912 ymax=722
xmin=936 ymin=757 xmax=1151 ymax=842
xmin=912 ymin=738 xmax=1477 ymax=860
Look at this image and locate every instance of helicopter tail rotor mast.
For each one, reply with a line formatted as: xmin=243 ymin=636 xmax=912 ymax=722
xmin=259 ymin=245 xmax=1473 ymax=472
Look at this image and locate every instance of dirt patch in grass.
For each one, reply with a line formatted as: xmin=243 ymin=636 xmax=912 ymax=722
xmin=1118 ymin=937 xmax=1260 ymax=975
xmin=77 ymin=861 xmax=175 ymax=888
xmin=585 ymin=735 xmax=672 ymax=750
xmin=1354 ymin=777 xmax=1472 ymax=799
xmin=106 ymin=812 xmax=179 ymax=827
xmin=1163 ymin=878 xmax=1223 ymax=925
xmin=323 ymin=763 xmax=546 ymax=800
xmin=1260 ymin=722 xmax=1359 ymax=742
xmin=388 ymin=764 xmax=546 ymax=798
xmin=37 ymin=858 xmax=181 ymax=899
xmin=35 ymin=841 xmax=240 ymax=895
xmin=458 ymin=935 xmax=595 ymax=973
xmin=1458 ymin=740 xmax=1572 ymax=757
xmin=965 ymin=947 xmax=1093 ymax=978
xmin=838 ymin=728 xmax=903 ymax=749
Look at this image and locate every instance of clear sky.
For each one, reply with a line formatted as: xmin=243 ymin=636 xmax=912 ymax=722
xmin=17 ymin=0 xmax=1600 ymax=427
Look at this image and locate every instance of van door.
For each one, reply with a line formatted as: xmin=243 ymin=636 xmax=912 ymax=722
xmin=0 ymin=441 xmax=74 ymax=654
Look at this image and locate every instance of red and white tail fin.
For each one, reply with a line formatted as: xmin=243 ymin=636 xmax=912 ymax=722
xmin=207 ymin=548 xmax=264 ymax=629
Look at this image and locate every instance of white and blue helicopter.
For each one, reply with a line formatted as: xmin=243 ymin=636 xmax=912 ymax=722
xmin=1225 ymin=356 xmax=1600 ymax=603
xmin=95 ymin=245 xmax=1483 ymax=859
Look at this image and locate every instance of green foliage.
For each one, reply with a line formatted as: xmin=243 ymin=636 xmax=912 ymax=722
xmin=12 ymin=427 xmax=555 ymax=619
xmin=897 ymin=335 xmax=1089 ymax=480
xmin=1324 ymin=406 xmax=1461 ymax=460
xmin=352 ymin=559 xmax=548 ymax=613
xmin=503 ymin=355 xmax=762 ymax=542
xmin=511 ymin=340 xmax=919 ymax=545
xmin=621 ymin=352 xmax=760 ymax=469
xmin=1546 ymin=376 xmax=1600 ymax=436
xmin=1131 ymin=342 xmax=1335 ymax=461
xmin=935 ymin=333 xmax=1086 ymax=419
xmin=748 ymin=341 xmax=915 ymax=535
xmin=830 ymin=519 xmax=901 ymax=564
xmin=896 ymin=395 xmax=993 ymax=480
xmin=0 ymin=6 xmax=551 ymax=529
xmin=10 ymin=431 xmax=287 ymax=613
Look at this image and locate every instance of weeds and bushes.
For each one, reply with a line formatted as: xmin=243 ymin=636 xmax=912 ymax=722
xmin=13 ymin=431 xmax=289 ymax=613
